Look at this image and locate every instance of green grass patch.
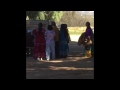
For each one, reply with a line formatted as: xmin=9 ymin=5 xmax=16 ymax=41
xmin=68 ymin=30 xmax=84 ymax=35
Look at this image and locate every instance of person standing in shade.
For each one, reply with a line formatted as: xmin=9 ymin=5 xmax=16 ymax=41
xmin=59 ymin=24 xmax=69 ymax=58
xmin=45 ymin=25 xmax=55 ymax=60
xmin=33 ymin=22 xmax=46 ymax=61
xmin=64 ymin=24 xmax=71 ymax=54
xmin=51 ymin=21 xmax=59 ymax=59
xmin=84 ymin=22 xmax=94 ymax=57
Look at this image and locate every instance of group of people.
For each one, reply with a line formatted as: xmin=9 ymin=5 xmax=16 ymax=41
xmin=32 ymin=22 xmax=70 ymax=61
xmin=31 ymin=21 xmax=93 ymax=61
xmin=78 ymin=22 xmax=94 ymax=57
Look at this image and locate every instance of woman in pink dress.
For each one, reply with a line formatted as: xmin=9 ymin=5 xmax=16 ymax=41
xmin=33 ymin=22 xmax=46 ymax=61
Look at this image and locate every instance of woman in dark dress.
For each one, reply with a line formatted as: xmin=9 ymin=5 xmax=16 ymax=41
xmin=59 ymin=24 xmax=69 ymax=58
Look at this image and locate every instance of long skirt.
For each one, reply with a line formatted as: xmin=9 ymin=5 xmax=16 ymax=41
xmin=55 ymin=41 xmax=59 ymax=58
xmin=33 ymin=43 xmax=46 ymax=59
xmin=59 ymin=41 xmax=69 ymax=57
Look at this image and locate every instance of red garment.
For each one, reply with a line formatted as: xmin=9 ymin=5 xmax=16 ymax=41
xmin=33 ymin=28 xmax=46 ymax=59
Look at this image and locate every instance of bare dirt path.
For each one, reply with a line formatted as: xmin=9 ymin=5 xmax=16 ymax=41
xmin=26 ymin=35 xmax=94 ymax=79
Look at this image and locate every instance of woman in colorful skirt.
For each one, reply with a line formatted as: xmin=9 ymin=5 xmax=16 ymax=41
xmin=59 ymin=24 xmax=69 ymax=58
xmin=33 ymin=22 xmax=46 ymax=61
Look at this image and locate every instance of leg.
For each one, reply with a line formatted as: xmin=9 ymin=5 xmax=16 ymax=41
xmin=55 ymin=41 xmax=59 ymax=58
xmin=46 ymin=43 xmax=50 ymax=60
xmin=50 ymin=42 xmax=55 ymax=60
xmin=39 ymin=44 xmax=46 ymax=60
xmin=55 ymin=41 xmax=57 ymax=58
xmin=64 ymin=43 xmax=69 ymax=58
xmin=84 ymin=47 xmax=86 ymax=54
xmin=59 ymin=42 xmax=64 ymax=58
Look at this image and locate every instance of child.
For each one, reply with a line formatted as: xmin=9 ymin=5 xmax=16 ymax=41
xmin=44 ymin=25 xmax=55 ymax=60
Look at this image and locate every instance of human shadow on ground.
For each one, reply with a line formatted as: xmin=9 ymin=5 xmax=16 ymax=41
xmin=26 ymin=41 xmax=94 ymax=79
xmin=26 ymin=56 xmax=94 ymax=79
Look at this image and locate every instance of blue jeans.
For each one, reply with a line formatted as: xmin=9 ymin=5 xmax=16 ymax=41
xmin=46 ymin=42 xmax=55 ymax=60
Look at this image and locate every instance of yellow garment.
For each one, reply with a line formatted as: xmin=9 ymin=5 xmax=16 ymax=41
xmin=52 ymin=26 xmax=59 ymax=41
xmin=85 ymin=50 xmax=91 ymax=57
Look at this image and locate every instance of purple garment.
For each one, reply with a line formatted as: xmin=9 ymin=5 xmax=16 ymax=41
xmin=44 ymin=30 xmax=55 ymax=43
xmin=85 ymin=27 xmax=92 ymax=39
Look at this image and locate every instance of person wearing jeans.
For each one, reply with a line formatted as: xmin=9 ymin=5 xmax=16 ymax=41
xmin=46 ymin=42 xmax=55 ymax=60
xmin=51 ymin=21 xmax=59 ymax=59
xmin=45 ymin=25 xmax=55 ymax=60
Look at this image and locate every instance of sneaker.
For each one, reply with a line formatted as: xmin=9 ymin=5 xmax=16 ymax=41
xmin=47 ymin=59 xmax=49 ymax=61
xmin=41 ymin=58 xmax=43 ymax=61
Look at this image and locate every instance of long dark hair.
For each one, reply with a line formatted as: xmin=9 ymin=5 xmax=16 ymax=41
xmin=51 ymin=21 xmax=56 ymax=26
xmin=47 ymin=25 xmax=53 ymax=31
xmin=86 ymin=22 xmax=91 ymax=29
xmin=38 ymin=22 xmax=43 ymax=34
xmin=60 ymin=24 xmax=68 ymax=38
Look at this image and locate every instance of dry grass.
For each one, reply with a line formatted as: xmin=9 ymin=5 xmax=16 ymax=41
xmin=68 ymin=27 xmax=94 ymax=35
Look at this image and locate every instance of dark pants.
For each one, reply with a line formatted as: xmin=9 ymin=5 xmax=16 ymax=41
xmin=55 ymin=41 xmax=59 ymax=58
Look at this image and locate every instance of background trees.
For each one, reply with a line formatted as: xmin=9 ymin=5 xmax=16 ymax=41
xmin=26 ymin=11 xmax=94 ymax=27
xmin=26 ymin=11 xmax=63 ymax=22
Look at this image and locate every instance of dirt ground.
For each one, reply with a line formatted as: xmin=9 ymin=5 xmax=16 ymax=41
xmin=26 ymin=35 xmax=94 ymax=79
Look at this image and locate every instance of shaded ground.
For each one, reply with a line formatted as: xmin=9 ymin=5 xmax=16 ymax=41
xmin=26 ymin=35 xmax=94 ymax=79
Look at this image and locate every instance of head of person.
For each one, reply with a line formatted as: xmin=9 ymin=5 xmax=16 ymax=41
xmin=38 ymin=22 xmax=42 ymax=28
xmin=86 ymin=22 xmax=90 ymax=27
xmin=60 ymin=24 xmax=68 ymax=37
xmin=51 ymin=21 xmax=56 ymax=26
xmin=64 ymin=24 xmax=67 ymax=29
xmin=38 ymin=22 xmax=43 ymax=34
xmin=47 ymin=25 xmax=53 ymax=31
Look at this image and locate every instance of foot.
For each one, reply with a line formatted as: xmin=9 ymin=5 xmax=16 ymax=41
xmin=41 ymin=58 xmax=43 ymax=61
xmin=63 ymin=56 xmax=67 ymax=58
xmin=47 ymin=59 xmax=50 ymax=61
xmin=37 ymin=58 xmax=40 ymax=61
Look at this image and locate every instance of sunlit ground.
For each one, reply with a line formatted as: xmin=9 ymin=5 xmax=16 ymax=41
xmin=42 ymin=66 xmax=93 ymax=70
xmin=49 ymin=66 xmax=93 ymax=70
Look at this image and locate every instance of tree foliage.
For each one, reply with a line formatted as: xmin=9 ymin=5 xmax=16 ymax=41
xmin=26 ymin=11 xmax=63 ymax=22
xmin=26 ymin=11 xmax=94 ymax=27
xmin=58 ymin=11 xmax=94 ymax=27
xmin=26 ymin=11 xmax=40 ymax=20
xmin=36 ymin=12 xmax=45 ymax=20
